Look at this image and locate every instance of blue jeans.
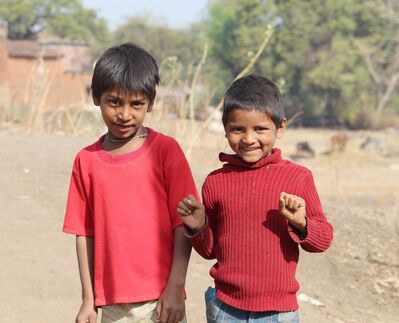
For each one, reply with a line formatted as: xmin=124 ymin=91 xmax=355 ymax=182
xmin=204 ymin=287 xmax=299 ymax=323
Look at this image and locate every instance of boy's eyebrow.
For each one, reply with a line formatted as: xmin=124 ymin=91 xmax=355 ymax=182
xmin=104 ymin=94 xmax=120 ymax=99
xmin=104 ymin=94 xmax=146 ymax=101
xmin=227 ymin=122 xmax=270 ymax=127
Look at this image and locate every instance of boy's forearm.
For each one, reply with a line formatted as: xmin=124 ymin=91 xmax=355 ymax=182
xmin=76 ymin=236 xmax=95 ymax=302
xmin=186 ymin=217 xmax=216 ymax=260
xmin=167 ymin=226 xmax=192 ymax=288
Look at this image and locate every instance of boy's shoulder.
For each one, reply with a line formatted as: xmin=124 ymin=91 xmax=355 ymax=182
xmin=74 ymin=138 xmax=101 ymax=159
xmin=153 ymin=130 xmax=178 ymax=145
xmin=148 ymin=129 xmax=184 ymax=155
xmin=278 ymin=158 xmax=312 ymax=174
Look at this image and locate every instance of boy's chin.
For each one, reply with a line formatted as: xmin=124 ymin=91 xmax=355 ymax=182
xmin=239 ymin=155 xmax=263 ymax=163
xmin=238 ymin=151 xmax=271 ymax=163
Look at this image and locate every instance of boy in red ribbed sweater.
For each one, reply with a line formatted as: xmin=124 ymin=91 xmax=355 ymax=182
xmin=178 ymin=74 xmax=333 ymax=322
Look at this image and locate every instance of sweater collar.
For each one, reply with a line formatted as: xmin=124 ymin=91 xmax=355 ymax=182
xmin=219 ymin=148 xmax=282 ymax=169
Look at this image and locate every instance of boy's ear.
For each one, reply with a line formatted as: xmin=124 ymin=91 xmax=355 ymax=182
xmin=147 ymin=98 xmax=154 ymax=112
xmin=92 ymin=94 xmax=100 ymax=106
xmin=276 ymin=118 xmax=287 ymax=139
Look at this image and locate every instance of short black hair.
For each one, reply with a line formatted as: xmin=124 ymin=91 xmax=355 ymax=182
xmin=222 ymin=74 xmax=284 ymax=128
xmin=91 ymin=43 xmax=160 ymax=110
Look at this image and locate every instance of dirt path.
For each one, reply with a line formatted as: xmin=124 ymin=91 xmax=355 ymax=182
xmin=0 ymin=128 xmax=398 ymax=322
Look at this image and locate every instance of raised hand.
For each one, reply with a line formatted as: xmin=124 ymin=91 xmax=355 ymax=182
xmin=279 ymin=192 xmax=307 ymax=234
xmin=177 ymin=195 xmax=206 ymax=233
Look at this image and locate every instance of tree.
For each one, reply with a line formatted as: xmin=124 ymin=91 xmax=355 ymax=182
xmin=352 ymin=0 xmax=399 ymax=115
xmin=204 ymin=0 xmax=277 ymax=97
xmin=0 ymin=0 xmax=107 ymax=42
xmin=260 ymin=0 xmax=397 ymax=126
xmin=271 ymin=0 xmax=371 ymax=120
xmin=110 ymin=14 xmax=203 ymax=66
xmin=204 ymin=0 xmax=399 ymax=127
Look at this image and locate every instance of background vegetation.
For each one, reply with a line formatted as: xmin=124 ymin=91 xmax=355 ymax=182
xmin=1 ymin=0 xmax=399 ymax=129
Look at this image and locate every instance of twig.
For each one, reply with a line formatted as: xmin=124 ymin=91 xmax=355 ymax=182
xmin=286 ymin=105 xmax=304 ymax=127
xmin=189 ymin=43 xmax=208 ymax=129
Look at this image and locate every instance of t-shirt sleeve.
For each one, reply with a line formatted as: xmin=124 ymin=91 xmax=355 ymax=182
xmin=62 ymin=158 xmax=94 ymax=236
xmin=163 ymin=138 xmax=199 ymax=229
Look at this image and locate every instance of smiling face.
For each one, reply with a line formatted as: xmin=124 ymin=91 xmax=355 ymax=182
xmin=225 ymin=108 xmax=286 ymax=163
xmin=94 ymin=89 xmax=149 ymax=139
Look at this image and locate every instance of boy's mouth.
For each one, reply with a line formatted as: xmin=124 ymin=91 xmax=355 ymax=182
xmin=114 ymin=123 xmax=136 ymax=133
xmin=115 ymin=123 xmax=134 ymax=128
xmin=240 ymin=146 xmax=259 ymax=152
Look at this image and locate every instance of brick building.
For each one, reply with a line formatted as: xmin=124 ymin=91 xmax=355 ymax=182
xmin=0 ymin=20 xmax=92 ymax=109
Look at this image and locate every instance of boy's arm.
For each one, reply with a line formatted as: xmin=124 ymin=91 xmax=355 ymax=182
xmin=156 ymin=226 xmax=191 ymax=323
xmin=177 ymin=195 xmax=216 ymax=260
xmin=75 ymin=236 xmax=97 ymax=323
xmin=283 ymin=172 xmax=333 ymax=252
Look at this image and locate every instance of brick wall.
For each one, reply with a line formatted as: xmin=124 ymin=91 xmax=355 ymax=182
xmin=0 ymin=20 xmax=92 ymax=109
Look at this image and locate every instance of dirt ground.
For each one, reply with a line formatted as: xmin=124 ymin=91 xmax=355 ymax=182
xmin=0 ymin=124 xmax=398 ymax=323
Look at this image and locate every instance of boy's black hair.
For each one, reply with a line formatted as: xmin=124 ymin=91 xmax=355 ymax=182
xmin=91 ymin=43 xmax=160 ymax=110
xmin=222 ymin=74 xmax=284 ymax=128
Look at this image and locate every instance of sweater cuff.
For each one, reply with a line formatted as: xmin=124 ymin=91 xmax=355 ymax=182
xmin=298 ymin=217 xmax=333 ymax=251
xmin=289 ymin=217 xmax=332 ymax=248
xmin=288 ymin=219 xmax=307 ymax=243
xmin=183 ymin=216 xmax=209 ymax=238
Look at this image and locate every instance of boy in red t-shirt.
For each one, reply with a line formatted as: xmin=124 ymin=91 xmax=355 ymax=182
xmin=178 ymin=74 xmax=333 ymax=322
xmin=63 ymin=43 xmax=198 ymax=323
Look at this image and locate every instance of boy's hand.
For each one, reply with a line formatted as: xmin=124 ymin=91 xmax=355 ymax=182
xmin=279 ymin=192 xmax=307 ymax=234
xmin=75 ymin=300 xmax=97 ymax=323
xmin=156 ymin=283 xmax=185 ymax=323
xmin=177 ymin=195 xmax=206 ymax=233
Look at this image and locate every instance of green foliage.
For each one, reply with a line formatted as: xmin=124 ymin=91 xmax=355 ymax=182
xmin=0 ymin=0 xmax=107 ymax=42
xmin=205 ymin=0 xmax=399 ymax=127
xmin=205 ymin=0 xmax=276 ymax=91
xmin=109 ymin=14 xmax=204 ymax=76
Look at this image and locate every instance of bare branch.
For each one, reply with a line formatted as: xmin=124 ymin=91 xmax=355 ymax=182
xmin=351 ymin=35 xmax=382 ymax=85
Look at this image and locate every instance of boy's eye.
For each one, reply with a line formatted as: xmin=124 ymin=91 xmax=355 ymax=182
xmin=255 ymin=127 xmax=268 ymax=132
xmin=131 ymin=100 xmax=146 ymax=108
xmin=230 ymin=127 xmax=243 ymax=133
xmin=108 ymin=98 xmax=120 ymax=106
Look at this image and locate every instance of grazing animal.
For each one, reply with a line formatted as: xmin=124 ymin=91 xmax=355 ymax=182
xmin=295 ymin=141 xmax=315 ymax=158
xmin=360 ymin=136 xmax=387 ymax=156
xmin=330 ymin=132 xmax=348 ymax=152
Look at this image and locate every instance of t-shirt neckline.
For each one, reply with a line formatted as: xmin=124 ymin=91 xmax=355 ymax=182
xmin=95 ymin=127 xmax=157 ymax=164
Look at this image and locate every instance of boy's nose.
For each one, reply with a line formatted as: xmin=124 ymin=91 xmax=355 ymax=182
xmin=117 ymin=105 xmax=132 ymax=121
xmin=242 ymin=132 xmax=256 ymax=144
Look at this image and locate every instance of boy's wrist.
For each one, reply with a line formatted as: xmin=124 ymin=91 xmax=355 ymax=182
xmin=82 ymin=296 xmax=95 ymax=303
xmin=186 ymin=218 xmax=206 ymax=235
xmin=166 ymin=278 xmax=185 ymax=291
xmin=191 ymin=221 xmax=205 ymax=234
xmin=291 ymin=218 xmax=307 ymax=236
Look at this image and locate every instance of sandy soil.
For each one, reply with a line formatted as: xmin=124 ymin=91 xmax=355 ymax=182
xmin=0 ymin=126 xmax=398 ymax=323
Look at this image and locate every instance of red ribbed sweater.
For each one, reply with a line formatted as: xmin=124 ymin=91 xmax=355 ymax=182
xmin=188 ymin=148 xmax=333 ymax=312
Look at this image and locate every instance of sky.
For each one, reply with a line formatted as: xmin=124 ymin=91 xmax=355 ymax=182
xmin=82 ymin=0 xmax=209 ymax=30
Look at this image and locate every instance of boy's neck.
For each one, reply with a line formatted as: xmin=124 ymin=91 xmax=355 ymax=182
xmin=102 ymin=126 xmax=148 ymax=155
xmin=105 ymin=126 xmax=147 ymax=143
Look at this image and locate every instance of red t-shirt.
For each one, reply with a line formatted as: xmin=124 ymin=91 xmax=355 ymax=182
xmin=63 ymin=128 xmax=198 ymax=306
